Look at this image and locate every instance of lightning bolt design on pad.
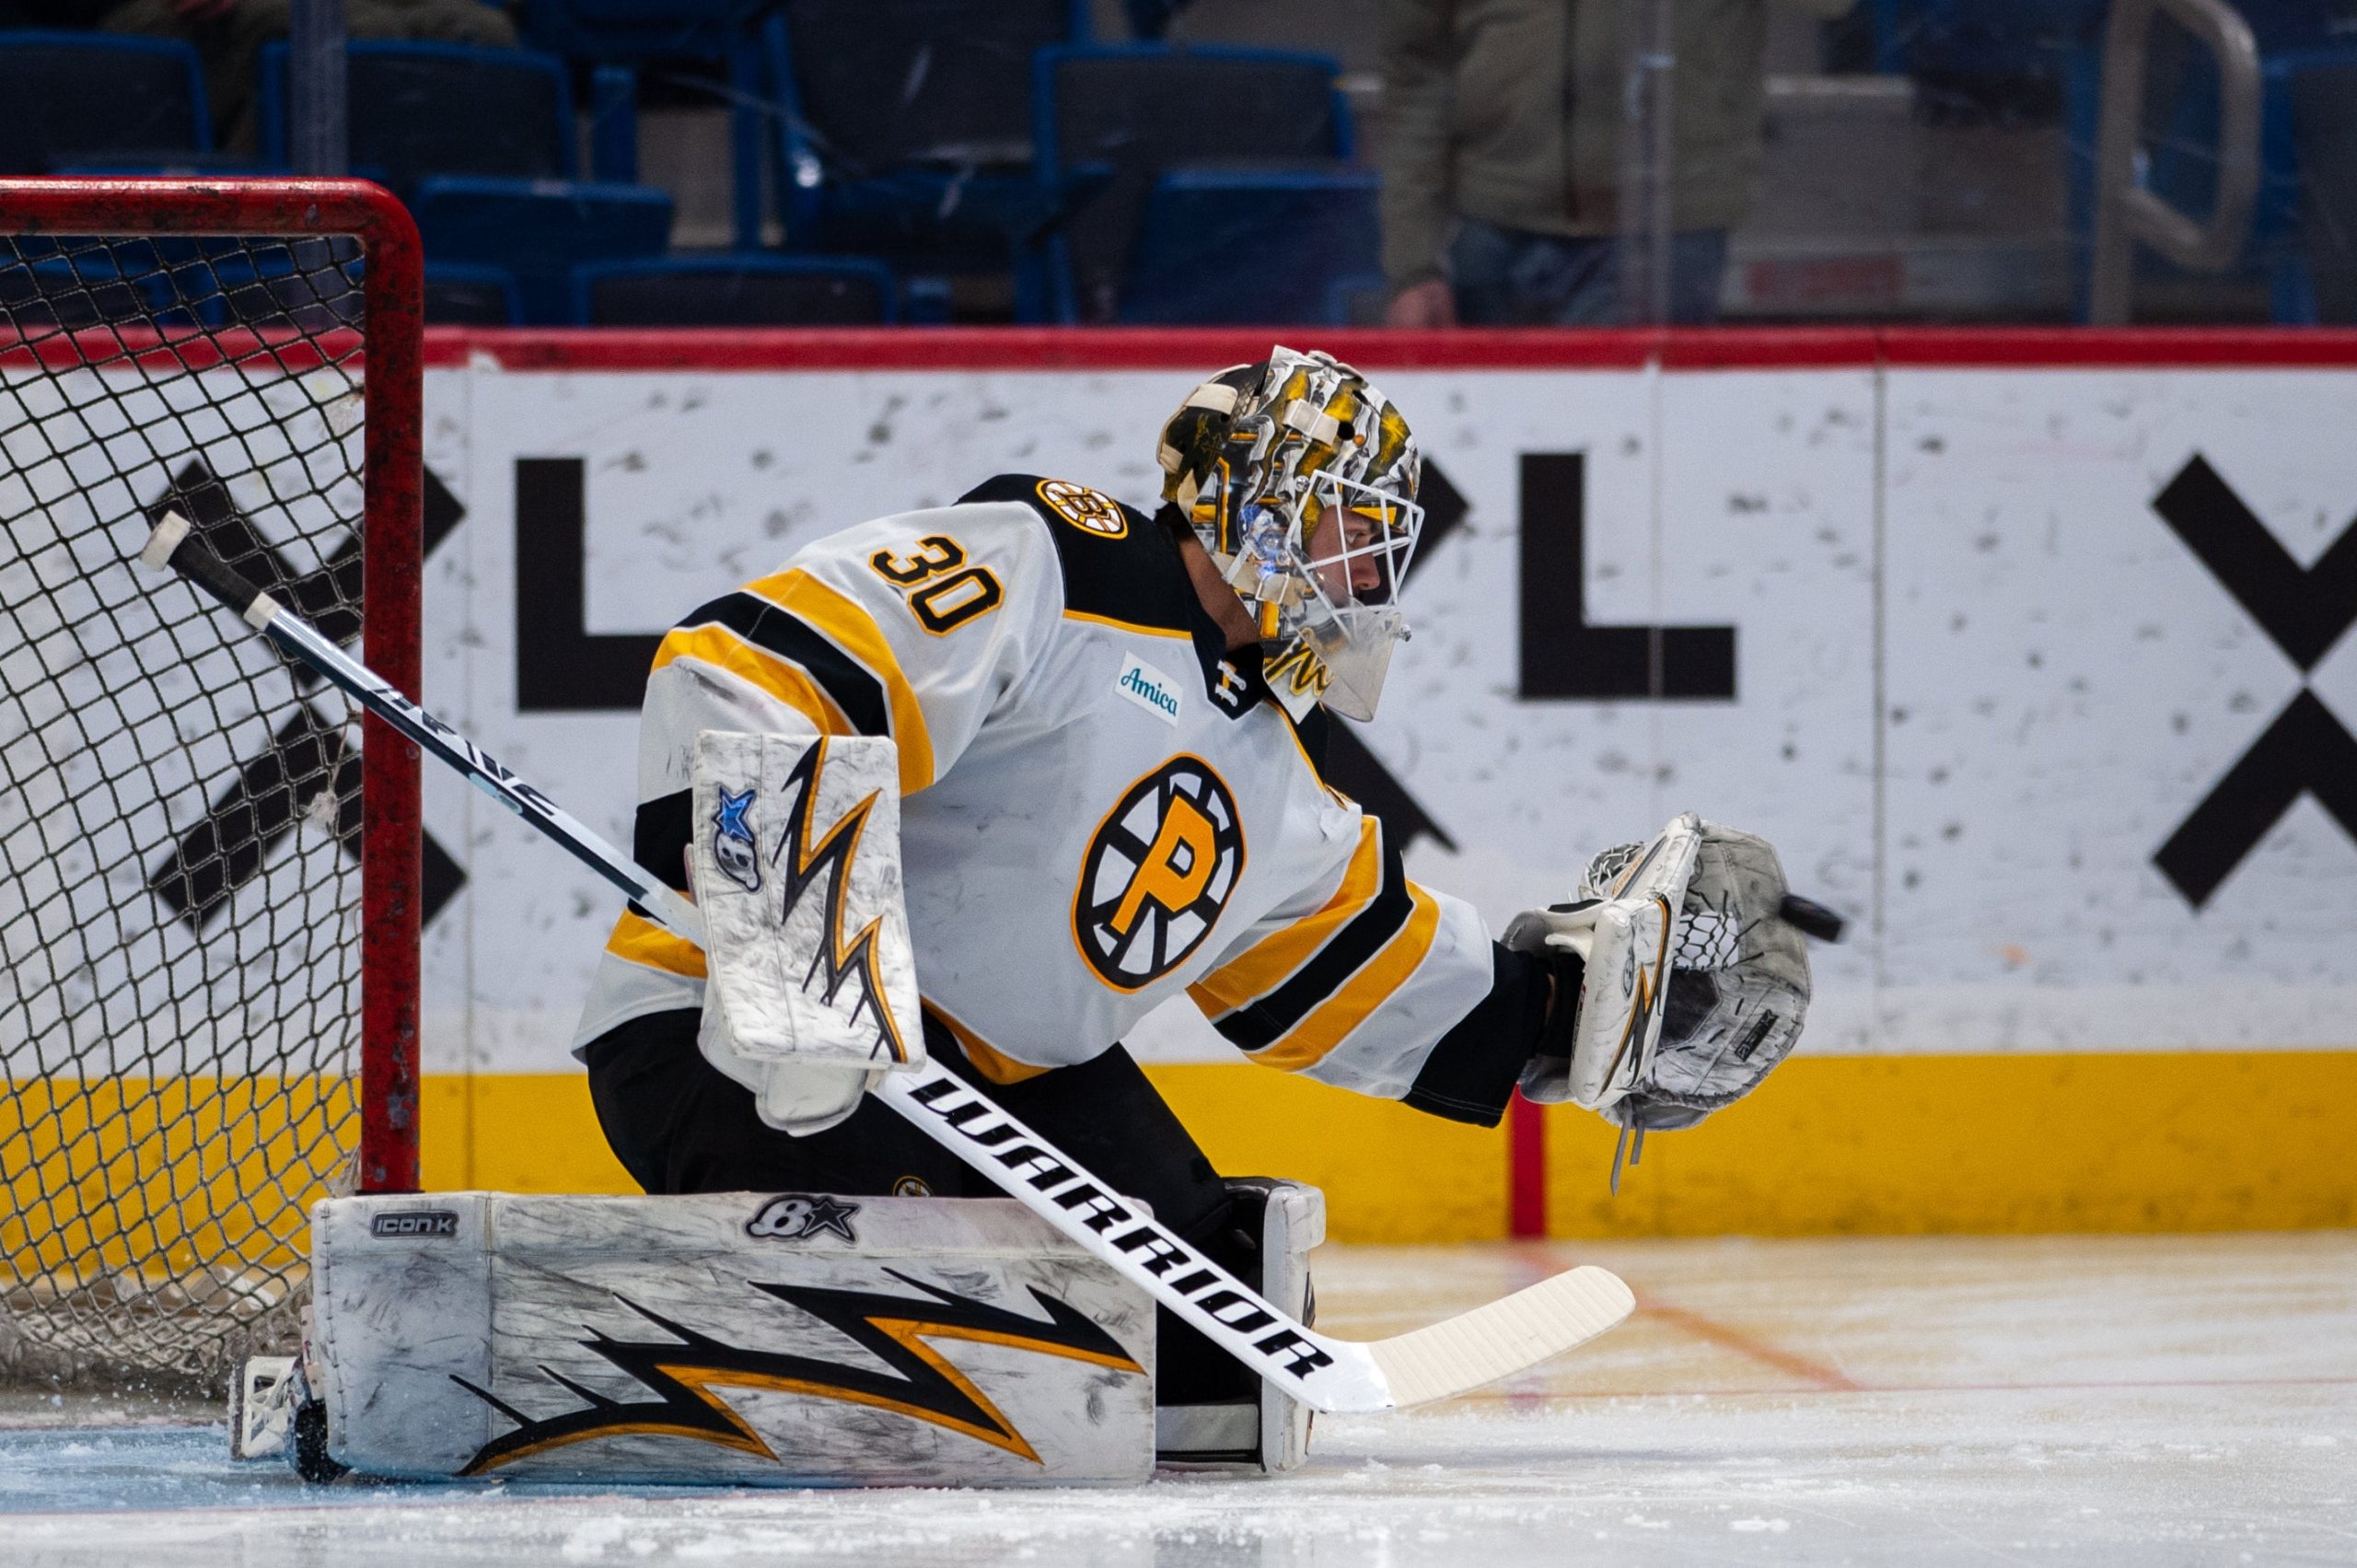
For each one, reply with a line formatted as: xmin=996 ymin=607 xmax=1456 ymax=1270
xmin=451 ymin=1272 xmax=1144 ymax=1474
xmin=772 ymin=738 xmax=910 ymax=1064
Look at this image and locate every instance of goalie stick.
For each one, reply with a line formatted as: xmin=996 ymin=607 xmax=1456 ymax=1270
xmin=139 ymin=512 xmax=1633 ymax=1414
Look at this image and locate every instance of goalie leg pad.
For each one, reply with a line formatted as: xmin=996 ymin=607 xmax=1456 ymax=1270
xmin=308 ymin=1192 xmax=1156 ymax=1487
xmin=1155 ymin=1179 xmax=1324 ymax=1474
xmin=229 ymin=1353 xmax=300 ymax=1462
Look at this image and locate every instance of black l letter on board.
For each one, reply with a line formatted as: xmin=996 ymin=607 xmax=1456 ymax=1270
xmin=1517 ymin=452 xmax=1736 ymax=700
xmin=516 ymin=458 xmax=664 ymax=712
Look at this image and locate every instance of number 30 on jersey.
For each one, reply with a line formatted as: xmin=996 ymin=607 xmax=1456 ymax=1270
xmin=869 ymin=535 xmax=1004 ymax=635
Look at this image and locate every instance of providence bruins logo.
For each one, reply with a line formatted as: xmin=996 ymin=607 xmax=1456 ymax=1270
xmin=1074 ymin=757 xmax=1245 ymax=991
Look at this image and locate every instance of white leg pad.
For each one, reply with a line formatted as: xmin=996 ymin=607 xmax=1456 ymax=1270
xmin=1259 ymin=1179 xmax=1323 ymax=1472
xmin=310 ymin=1192 xmax=1155 ymax=1487
xmin=229 ymin=1354 xmax=301 ymax=1461
xmin=1155 ymin=1179 xmax=1324 ymax=1474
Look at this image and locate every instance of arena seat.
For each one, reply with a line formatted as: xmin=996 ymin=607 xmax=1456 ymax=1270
xmin=0 ymin=248 xmax=160 ymax=330
xmin=518 ymin=0 xmax=770 ymax=248
xmin=424 ymin=261 xmax=526 ymax=325
xmin=1032 ymin=44 xmax=1356 ymax=324
xmin=762 ymin=0 xmax=1090 ymax=319
xmin=571 ymin=254 xmax=897 ymax=325
xmin=2283 ymin=59 xmax=2357 ymax=324
xmin=0 ymin=32 xmax=209 ymax=173
xmin=411 ymin=177 xmax=672 ymax=325
xmin=2056 ymin=20 xmax=2357 ymax=322
xmin=256 ymin=40 xmax=673 ymax=324
xmin=257 ymin=40 xmax=576 ymax=192
xmin=1114 ymin=168 xmax=1379 ymax=326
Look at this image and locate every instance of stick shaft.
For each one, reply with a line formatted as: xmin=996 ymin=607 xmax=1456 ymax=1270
xmin=266 ymin=608 xmax=703 ymax=941
xmin=148 ymin=513 xmax=700 ymax=941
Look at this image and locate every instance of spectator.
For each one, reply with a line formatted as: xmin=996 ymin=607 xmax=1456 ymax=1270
xmin=97 ymin=0 xmax=517 ymax=153
xmin=1381 ymin=0 xmax=1852 ymax=326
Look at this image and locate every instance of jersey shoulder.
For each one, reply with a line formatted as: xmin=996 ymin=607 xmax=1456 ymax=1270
xmin=956 ymin=473 xmax=1200 ymax=636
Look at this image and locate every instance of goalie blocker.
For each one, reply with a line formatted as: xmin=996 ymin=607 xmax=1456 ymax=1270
xmin=689 ymin=730 xmax=926 ymax=1136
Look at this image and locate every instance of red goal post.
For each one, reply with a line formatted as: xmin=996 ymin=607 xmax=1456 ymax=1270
xmin=0 ymin=179 xmax=422 ymax=1384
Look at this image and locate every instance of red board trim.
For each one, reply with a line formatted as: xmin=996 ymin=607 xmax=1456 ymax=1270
xmin=1507 ymin=1093 xmax=1547 ymax=1239
xmin=0 ymin=325 xmax=366 ymax=374
xmin=420 ymin=324 xmax=2357 ymax=375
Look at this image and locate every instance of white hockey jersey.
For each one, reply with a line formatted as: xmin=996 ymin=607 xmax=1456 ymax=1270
xmin=572 ymin=475 xmax=1505 ymax=1101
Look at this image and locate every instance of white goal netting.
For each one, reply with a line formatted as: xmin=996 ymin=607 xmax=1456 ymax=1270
xmin=1 ymin=213 xmax=398 ymax=1388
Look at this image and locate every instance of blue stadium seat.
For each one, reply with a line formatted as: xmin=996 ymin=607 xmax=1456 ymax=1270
xmin=1870 ymin=0 xmax=2346 ymax=80
xmin=258 ymin=40 xmax=578 ymax=192
xmin=763 ymin=0 xmax=1090 ymax=316
xmin=256 ymin=41 xmax=674 ymax=325
xmin=2061 ymin=35 xmax=2357 ymax=322
xmin=151 ymin=237 xmax=366 ymax=330
xmin=1033 ymin=44 xmax=1357 ymax=324
xmin=1324 ymin=270 xmax=1392 ymax=327
xmin=518 ymin=0 xmax=769 ymax=247
xmin=0 ymin=33 xmax=209 ymax=173
xmin=1862 ymin=0 xmax=2106 ymax=80
xmin=0 ymin=247 xmax=167 ymax=330
xmin=411 ymin=177 xmax=672 ymax=325
xmin=425 ymin=261 xmax=526 ymax=325
xmin=1 ymin=226 xmax=359 ymax=334
xmin=571 ymin=255 xmax=898 ymax=325
xmin=1115 ymin=168 xmax=1379 ymax=325
xmin=2270 ymin=53 xmax=2357 ymax=323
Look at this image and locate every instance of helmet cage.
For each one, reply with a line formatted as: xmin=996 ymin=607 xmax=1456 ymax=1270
xmin=1293 ymin=466 xmax=1422 ymax=621
xmin=1160 ymin=347 xmax=1422 ymax=718
xmin=1218 ymin=466 xmax=1421 ymax=721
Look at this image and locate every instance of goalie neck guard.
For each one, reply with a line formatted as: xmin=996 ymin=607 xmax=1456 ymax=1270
xmin=1155 ymin=348 xmax=1423 ymax=721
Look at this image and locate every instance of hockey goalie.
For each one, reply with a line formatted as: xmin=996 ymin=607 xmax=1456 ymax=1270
xmin=254 ymin=349 xmax=1816 ymax=1486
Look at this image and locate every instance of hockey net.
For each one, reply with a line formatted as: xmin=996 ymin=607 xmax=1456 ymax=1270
xmin=0 ymin=180 xmax=422 ymax=1390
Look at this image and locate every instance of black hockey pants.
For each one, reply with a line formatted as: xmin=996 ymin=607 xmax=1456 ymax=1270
xmin=583 ymin=1008 xmax=1260 ymax=1404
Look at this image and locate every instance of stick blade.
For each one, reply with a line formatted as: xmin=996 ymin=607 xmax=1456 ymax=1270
xmin=1364 ymin=1264 xmax=1634 ymax=1409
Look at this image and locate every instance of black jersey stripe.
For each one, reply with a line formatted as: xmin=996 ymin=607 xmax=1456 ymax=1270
xmin=675 ymin=591 xmax=892 ymax=738
xmin=958 ymin=473 xmax=1200 ymax=636
xmin=1207 ymin=832 xmax=1417 ymax=1053
xmin=633 ymin=789 xmax=693 ymax=891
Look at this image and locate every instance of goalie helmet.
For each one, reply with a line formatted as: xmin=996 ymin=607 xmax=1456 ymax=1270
xmin=1155 ymin=347 xmax=1423 ymax=721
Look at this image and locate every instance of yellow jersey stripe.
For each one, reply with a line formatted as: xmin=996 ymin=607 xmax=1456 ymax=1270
xmin=1061 ymin=608 xmax=1193 ymax=643
xmin=1252 ymin=882 xmax=1443 ymax=1073
xmin=1188 ymin=817 xmax=1382 ymax=1016
xmin=606 ymin=907 xmax=707 ymax=980
xmin=651 ymin=622 xmax=853 ymax=736
xmin=746 ymin=568 xmax=936 ymax=793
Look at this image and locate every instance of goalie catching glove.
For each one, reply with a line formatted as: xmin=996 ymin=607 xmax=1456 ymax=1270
xmin=689 ymin=731 xmax=925 ymax=1135
xmin=1504 ymin=814 xmax=1812 ymax=1172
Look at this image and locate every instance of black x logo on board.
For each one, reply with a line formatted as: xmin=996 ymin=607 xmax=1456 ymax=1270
xmin=2150 ymin=455 xmax=2357 ymax=907
xmin=145 ymin=459 xmax=470 ymax=932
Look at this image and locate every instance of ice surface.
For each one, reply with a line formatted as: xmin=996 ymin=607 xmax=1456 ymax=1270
xmin=3 ymin=1231 xmax=2351 ymax=1566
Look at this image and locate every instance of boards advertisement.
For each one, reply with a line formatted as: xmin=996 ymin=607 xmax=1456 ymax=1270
xmin=320 ymin=330 xmax=2357 ymax=1232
